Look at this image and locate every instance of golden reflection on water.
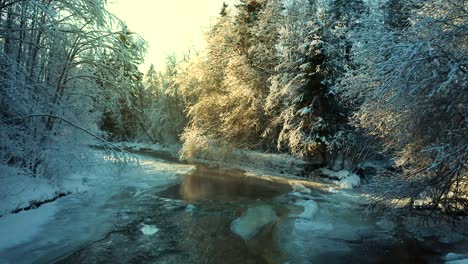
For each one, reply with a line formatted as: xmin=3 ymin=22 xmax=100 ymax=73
xmin=179 ymin=166 xmax=291 ymax=202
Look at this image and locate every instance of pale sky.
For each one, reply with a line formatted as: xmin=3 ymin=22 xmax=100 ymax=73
xmin=107 ymin=0 xmax=237 ymax=72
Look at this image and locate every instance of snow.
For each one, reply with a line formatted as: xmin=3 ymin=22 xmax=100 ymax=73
xmin=120 ymin=142 xmax=309 ymax=184
xmin=203 ymin=148 xmax=306 ymax=179
xmin=337 ymin=173 xmax=361 ymax=189
xmin=140 ymin=224 xmax=160 ymax=235
xmin=298 ymin=106 xmax=312 ymax=115
xmin=337 ymin=170 xmax=350 ymax=180
xmin=319 ymin=168 xmax=361 ymax=189
xmin=231 ymin=205 xmax=277 ymax=240
xmin=116 ymin=142 xmax=180 ymax=156
xmin=320 ymin=168 xmax=337 ymax=178
xmin=0 ymin=170 xmax=60 ymax=216
xmin=447 ymin=259 xmax=468 ymax=264
xmin=0 ymin=154 xmax=120 ymax=217
xmin=0 ymin=150 xmax=195 ymax=263
xmin=445 ymin=253 xmax=468 ymax=264
xmin=0 ymin=202 xmax=57 ymax=250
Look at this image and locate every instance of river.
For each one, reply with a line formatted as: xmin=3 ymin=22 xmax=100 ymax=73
xmin=1 ymin=149 xmax=466 ymax=264
xmin=55 ymin=150 xmax=466 ymax=264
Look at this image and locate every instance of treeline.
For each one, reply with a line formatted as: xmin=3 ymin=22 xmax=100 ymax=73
xmin=132 ymin=0 xmax=467 ymax=218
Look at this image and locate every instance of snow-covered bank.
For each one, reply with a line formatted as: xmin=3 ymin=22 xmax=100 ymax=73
xmin=115 ymin=142 xmax=181 ymax=159
xmin=0 ymin=150 xmax=195 ymax=264
xmin=0 ymin=165 xmax=102 ymax=217
xmin=117 ymin=142 xmax=369 ymax=195
xmin=116 ymin=141 xmax=307 ymax=177
xmin=0 ymin=167 xmax=62 ymax=216
xmin=319 ymin=168 xmax=361 ymax=189
xmin=0 ymin=202 xmax=57 ymax=250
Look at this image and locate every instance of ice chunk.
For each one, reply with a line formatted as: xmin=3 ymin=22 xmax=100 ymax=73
xmin=185 ymin=204 xmax=195 ymax=212
xmin=140 ymin=224 xmax=159 ymax=235
xmin=295 ymin=200 xmax=318 ymax=219
xmin=231 ymin=205 xmax=277 ymax=240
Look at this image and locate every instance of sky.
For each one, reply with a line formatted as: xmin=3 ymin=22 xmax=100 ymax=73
xmin=107 ymin=0 xmax=237 ymax=73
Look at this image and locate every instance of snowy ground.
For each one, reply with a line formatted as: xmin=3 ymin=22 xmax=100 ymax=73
xmin=0 ymin=151 xmax=194 ymax=264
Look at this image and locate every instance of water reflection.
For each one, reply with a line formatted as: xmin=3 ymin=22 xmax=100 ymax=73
xmin=175 ymin=166 xmax=291 ymax=202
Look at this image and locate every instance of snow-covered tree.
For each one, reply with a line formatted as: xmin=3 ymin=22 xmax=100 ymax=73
xmin=139 ymin=56 xmax=188 ymax=144
xmin=263 ymin=0 xmax=369 ymax=169
xmin=335 ymin=0 xmax=467 ymax=218
xmin=178 ymin=1 xmax=282 ymax=161
xmin=0 ymin=0 xmax=146 ymax=179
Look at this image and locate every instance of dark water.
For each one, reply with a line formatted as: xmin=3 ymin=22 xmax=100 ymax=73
xmin=158 ymin=166 xmax=291 ymax=202
xmin=56 ymin=153 xmax=467 ymax=264
xmin=57 ymin=165 xmax=291 ymax=264
xmin=125 ymin=148 xmax=181 ymax=163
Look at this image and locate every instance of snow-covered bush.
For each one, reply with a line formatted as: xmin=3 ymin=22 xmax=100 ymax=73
xmin=179 ymin=126 xmax=233 ymax=163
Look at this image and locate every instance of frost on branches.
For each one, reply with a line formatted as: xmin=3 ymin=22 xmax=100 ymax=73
xmin=335 ymin=0 xmax=467 ymax=218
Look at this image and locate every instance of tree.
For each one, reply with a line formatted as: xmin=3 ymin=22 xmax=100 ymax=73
xmin=263 ymin=0 xmax=365 ymax=170
xmin=0 ymin=0 xmax=146 ymax=179
xmin=94 ymin=27 xmax=148 ymax=142
xmin=139 ymin=56 xmax=188 ymax=144
xmin=335 ymin=0 xmax=467 ymax=218
xmin=178 ymin=1 xmax=281 ymax=161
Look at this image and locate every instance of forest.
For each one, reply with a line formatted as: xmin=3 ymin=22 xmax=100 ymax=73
xmin=0 ymin=0 xmax=467 ymax=263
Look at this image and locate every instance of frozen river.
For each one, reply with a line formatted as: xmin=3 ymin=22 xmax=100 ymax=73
xmin=0 ymin=150 xmax=466 ymax=264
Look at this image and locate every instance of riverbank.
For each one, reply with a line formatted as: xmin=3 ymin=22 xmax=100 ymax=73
xmin=116 ymin=142 xmax=339 ymax=191
xmin=0 ymin=150 xmax=195 ymax=263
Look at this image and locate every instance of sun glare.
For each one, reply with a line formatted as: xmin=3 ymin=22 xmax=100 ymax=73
xmin=107 ymin=0 xmax=237 ymax=72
